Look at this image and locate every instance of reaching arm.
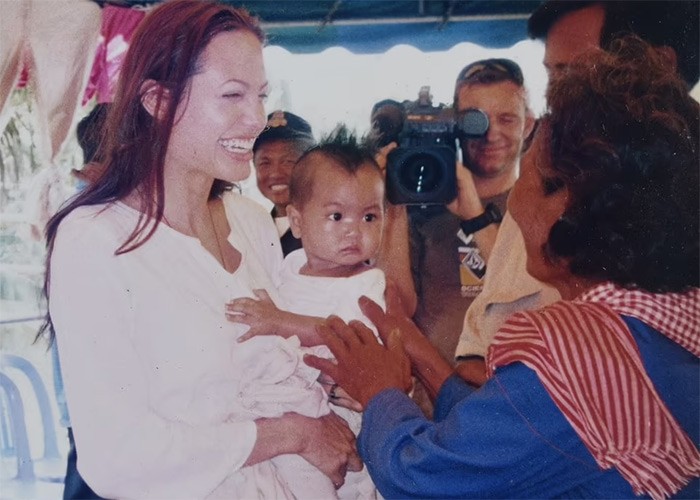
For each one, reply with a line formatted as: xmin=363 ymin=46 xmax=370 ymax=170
xmin=304 ymin=284 xmax=452 ymax=406
xmin=375 ymin=203 xmax=417 ymax=316
xmin=359 ymin=286 xmax=454 ymax=401
xmin=356 ymin=366 xmax=608 ymax=499
xmin=374 ymin=142 xmax=417 ymax=316
xmin=226 ymin=289 xmax=326 ymax=345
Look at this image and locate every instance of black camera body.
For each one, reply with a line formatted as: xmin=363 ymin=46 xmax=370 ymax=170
xmin=381 ymin=87 xmax=489 ymax=205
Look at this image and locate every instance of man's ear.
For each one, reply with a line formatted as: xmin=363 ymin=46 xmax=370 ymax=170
xmin=140 ymin=79 xmax=170 ymax=119
xmin=287 ymin=204 xmax=303 ymax=239
xmin=523 ymin=110 xmax=536 ymax=140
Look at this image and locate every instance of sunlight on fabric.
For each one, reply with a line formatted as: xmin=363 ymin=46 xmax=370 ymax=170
xmin=237 ymin=40 xmax=546 ymax=207
xmin=262 ymin=40 xmax=547 ymax=138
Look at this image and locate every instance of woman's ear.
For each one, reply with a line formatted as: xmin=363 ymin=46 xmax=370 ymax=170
xmin=287 ymin=204 xmax=303 ymax=239
xmin=140 ymin=79 xmax=170 ymax=119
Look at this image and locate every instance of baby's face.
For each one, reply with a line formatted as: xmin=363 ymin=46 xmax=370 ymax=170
xmin=290 ymin=162 xmax=385 ymax=277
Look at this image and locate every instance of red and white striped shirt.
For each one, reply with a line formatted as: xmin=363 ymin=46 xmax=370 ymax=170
xmin=487 ymin=282 xmax=700 ymax=499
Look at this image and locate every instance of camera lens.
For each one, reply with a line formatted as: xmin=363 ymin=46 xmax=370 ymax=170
xmin=458 ymin=108 xmax=489 ymax=138
xmin=399 ymin=152 xmax=445 ymax=194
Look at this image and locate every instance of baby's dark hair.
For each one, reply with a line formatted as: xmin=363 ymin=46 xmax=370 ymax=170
xmin=289 ymin=125 xmax=381 ymax=207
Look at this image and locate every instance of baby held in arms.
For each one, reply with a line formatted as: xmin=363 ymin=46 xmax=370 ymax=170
xmin=226 ymin=128 xmax=387 ymax=499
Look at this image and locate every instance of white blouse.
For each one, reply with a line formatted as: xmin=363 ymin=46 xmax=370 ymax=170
xmin=49 ymin=192 xmax=298 ymax=499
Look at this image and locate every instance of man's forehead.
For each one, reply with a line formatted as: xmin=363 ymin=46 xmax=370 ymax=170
xmin=456 ymin=80 xmax=528 ymax=111
xmin=544 ymin=4 xmax=605 ymax=71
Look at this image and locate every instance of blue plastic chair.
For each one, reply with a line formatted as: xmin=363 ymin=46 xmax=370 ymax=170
xmin=0 ymin=371 xmax=35 ymax=481
xmin=0 ymin=354 xmax=60 ymax=460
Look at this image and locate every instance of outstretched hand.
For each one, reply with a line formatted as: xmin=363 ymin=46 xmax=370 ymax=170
xmin=359 ymin=283 xmax=454 ymax=400
xmin=359 ymin=282 xmax=435 ymax=362
xmin=304 ymin=314 xmax=412 ymax=408
xmin=226 ymin=289 xmax=283 ymax=342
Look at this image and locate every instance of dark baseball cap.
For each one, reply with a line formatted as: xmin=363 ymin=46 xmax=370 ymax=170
xmin=253 ymin=110 xmax=315 ymax=152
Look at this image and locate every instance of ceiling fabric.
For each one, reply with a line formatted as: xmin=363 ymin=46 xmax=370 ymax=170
xmin=101 ymin=0 xmax=541 ymax=53
xmin=264 ymin=15 xmax=531 ymax=54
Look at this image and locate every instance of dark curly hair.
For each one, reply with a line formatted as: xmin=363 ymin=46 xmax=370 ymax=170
xmin=544 ymin=36 xmax=699 ymax=293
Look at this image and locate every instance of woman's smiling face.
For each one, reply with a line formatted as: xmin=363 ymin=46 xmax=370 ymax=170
xmin=165 ymin=29 xmax=269 ymax=183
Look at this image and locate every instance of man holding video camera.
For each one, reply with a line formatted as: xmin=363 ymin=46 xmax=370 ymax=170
xmin=402 ymin=59 xmax=535 ymax=405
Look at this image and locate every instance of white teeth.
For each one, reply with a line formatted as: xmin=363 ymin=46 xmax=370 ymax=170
xmin=219 ymin=138 xmax=255 ymax=152
xmin=270 ymin=184 xmax=288 ymax=192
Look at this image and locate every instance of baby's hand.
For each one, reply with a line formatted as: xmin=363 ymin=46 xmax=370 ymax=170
xmin=226 ymin=289 xmax=284 ymax=342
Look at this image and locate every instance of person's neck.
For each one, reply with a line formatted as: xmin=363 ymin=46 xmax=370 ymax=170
xmin=160 ymin=168 xmax=214 ymax=237
xmin=554 ymin=276 xmax=603 ymax=301
xmin=301 ymin=260 xmax=373 ymax=278
xmin=272 ymin=204 xmax=288 ymax=218
xmin=473 ymin=164 xmax=518 ymax=200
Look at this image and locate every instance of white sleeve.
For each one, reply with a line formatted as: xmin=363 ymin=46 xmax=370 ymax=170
xmin=50 ymin=214 xmax=257 ymax=499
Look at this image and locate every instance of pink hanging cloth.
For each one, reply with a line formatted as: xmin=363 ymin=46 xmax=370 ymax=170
xmin=83 ymin=4 xmax=146 ymax=105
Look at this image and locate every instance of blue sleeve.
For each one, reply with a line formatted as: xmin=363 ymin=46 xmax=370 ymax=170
xmin=358 ymin=368 xmax=635 ymax=499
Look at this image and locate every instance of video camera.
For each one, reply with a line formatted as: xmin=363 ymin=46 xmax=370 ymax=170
xmin=371 ymin=86 xmax=489 ymax=205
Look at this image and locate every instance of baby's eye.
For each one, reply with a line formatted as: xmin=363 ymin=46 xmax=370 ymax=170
xmin=329 ymin=212 xmax=342 ymax=221
xmin=364 ymin=213 xmax=377 ymax=222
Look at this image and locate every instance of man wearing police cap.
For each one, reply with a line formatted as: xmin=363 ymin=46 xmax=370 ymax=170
xmin=253 ymin=110 xmax=316 ymax=256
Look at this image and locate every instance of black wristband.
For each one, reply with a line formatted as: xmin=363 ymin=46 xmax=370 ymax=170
xmin=459 ymin=203 xmax=503 ymax=235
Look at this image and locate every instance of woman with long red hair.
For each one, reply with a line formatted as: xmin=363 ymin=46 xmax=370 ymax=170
xmin=42 ymin=1 xmax=360 ymax=497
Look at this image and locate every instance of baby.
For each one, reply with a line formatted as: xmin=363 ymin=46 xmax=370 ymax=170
xmin=226 ymin=129 xmax=386 ymax=499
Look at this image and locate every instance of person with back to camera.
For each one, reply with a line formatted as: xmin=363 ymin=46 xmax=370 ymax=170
xmin=455 ymin=0 xmax=700 ymax=387
xmin=226 ymin=128 xmax=387 ymax=499
xmin=41 ymin=1 xmax=361 ymax=497
xmin=307 ymin=37 xmax=700 ymax=499
xmin=253 ymin=110 xmax=316 ymax=256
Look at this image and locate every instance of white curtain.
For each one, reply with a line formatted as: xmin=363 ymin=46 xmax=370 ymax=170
xmin=0 ymin=0 xmax=101 ymax=165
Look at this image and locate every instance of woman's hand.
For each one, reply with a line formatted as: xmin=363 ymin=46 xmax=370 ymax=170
xmin=358 ymin=283 xmax=454 ymax=402
xmin=318 ymin=373 xmax=363 ymax=412
xmin=305 ymin=314 xmax=413 ymax=408
xmin=226 ymin=289 xmax=284 ymax=342
xmin=249 ymin=412 xmax=362 ymax=489
xmin=359 ymin=282 xmax=428 ymax=361
xmin=295 ymin=412 xmax=364 ymax=488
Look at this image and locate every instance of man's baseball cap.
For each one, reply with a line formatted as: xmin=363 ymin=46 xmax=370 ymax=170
xmin=253 ymin=110 xmax=315 ymax=152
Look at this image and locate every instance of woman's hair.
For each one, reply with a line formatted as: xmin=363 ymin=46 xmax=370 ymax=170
xmin=39 ymin=0 xmax=264 ymax=342
xmin=544 ymin=36 xmax=699 ymax=292
xmin=290 ymin=125 xmax=381 ymax=207
xmin=48 ymin=0 xmax=263 ymax=255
